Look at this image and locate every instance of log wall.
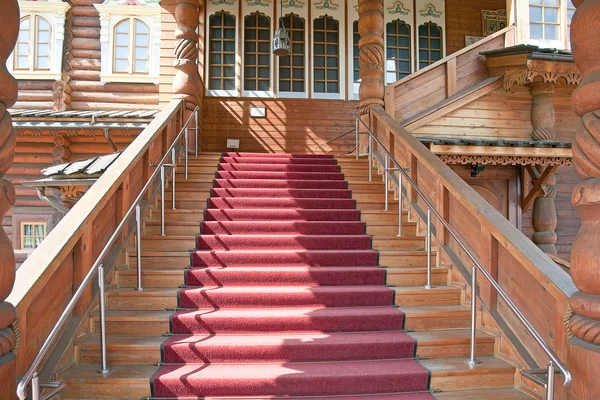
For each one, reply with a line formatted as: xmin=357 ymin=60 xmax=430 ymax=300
xmin=202 ymin=98 xmax=358 ymax=153
xmin=13 ymin=0 xmax=160 ymax=111
xmin=445 ymin=0 xmax=507 ymax=55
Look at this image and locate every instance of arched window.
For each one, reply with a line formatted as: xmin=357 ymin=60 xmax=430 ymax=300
xmin=279 ymin=14 xmax=305 ymax=93
xmin=14 ymin=16 xmax=51 ymax=71
xmin=113 ymin=18 xmax=149 ymax=74
xmin=209 ymin=12 xmax=236 ymax=91
xmin=353 ymin=21 xmax=360 ymax=85
xmin=418 ymin=22 xmax=442 ymax=69
xmin=244 ymin=12 xmax=271 ymax=92
xmin=386 ymin=19 xmax=411 ymax=82
xmin=313 ymin=16 xmax=339 ymax=94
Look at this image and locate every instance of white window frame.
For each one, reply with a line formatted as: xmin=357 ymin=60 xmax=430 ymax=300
xmin=383 ymin=0 xmax=416 ymax=84
xmin=206 ymin=0 xmax=240 ymax=97
xmin=20 ymin=222 xmax=46 ymax=250
xmin=7 ymin=0 xmax=70 ymax=81
xmin=347 ymin=1 xmax=359 ymax=100
xmin=241 ymin=2 xmax=275 ymax=98
xmin=518 ymin=0 xmax=574 ymax=50
xmin=276 ymin=0 xmax=309 ymax=99
xmin=415 ymin=0 xmax=446 ymax=71
xmin=94 ymin=2 xmax=161 ymax=84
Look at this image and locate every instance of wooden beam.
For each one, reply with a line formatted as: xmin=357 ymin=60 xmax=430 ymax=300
xmin=521 ymin=164 xmax=558 ymax=213
xmin=430 ymin=144 xmax=572 ymax=159
xmin=446 ymin=58 xmax=457 ymax=98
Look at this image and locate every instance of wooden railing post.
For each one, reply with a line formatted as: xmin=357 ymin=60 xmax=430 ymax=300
xmin=436 ymin=183 xmax=450 ymax=246
xmin=72 ymin=227 xmax=93 ymax=316
xmin=479 ymin=228 xmax=499 ymax=310
xmin=446 ymin=58 xmax=457 ymax=98
xmin=408 ymin=155 xmax=418 ymax=204
xmin=567 ymin=1 xmax=600 ymax=398
xmin=0 ymin=2 xmax=19 ymax=398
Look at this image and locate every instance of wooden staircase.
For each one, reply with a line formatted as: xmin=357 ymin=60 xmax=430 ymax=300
xmin=59 ymin=153 xmax=534 ymax=399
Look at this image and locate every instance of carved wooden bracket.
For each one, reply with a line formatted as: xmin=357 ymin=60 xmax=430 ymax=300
xmin=522 ymin=164 xmax=558 ymax=213
xmin=438 ymin=154 xmax=572 ymax=167
xmin=502 ymin=59 xmax=581 ymax=92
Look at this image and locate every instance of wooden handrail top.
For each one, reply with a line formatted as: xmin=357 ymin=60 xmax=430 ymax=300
xmin=370 ymin=105 xmax=576 ymax=300
xmin=7 ymin=99 xmax=184 ymax=311
xmin=386 ymin=25 xmax=516 ymax=92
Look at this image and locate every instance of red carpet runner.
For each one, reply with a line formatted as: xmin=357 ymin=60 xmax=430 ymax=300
xmin=151 ymin=152 xmax=433 ymax=399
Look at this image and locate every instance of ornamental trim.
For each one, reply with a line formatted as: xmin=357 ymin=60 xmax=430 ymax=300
xmin=283 ymin=0 xmax=305 ymax=8
xmin=211 ymin=0 xmax=235 ymax=6
xmin=388 ymin=1 xmax=410 ymax=16
xmin=419 ymin=3 xmax=442 ymax=18
xmin=314 ymin=0 xmax=338 ymax=11
xmin=438 ymin=154 xmax=573 ymax=167
xmin=246 ymin=0 xmax=271 ymax=7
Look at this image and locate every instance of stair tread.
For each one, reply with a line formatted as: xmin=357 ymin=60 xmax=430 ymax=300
xmin=394 ymin=286 xmax=461 ymax=294
xmin=434 ymin=388 xmax=533 ymax=399
xmin=110 ymin=285 xmax=394 ymax=295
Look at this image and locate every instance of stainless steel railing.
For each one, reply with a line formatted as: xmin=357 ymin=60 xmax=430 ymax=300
xmin=353 ymin=111 xmax=571 ymax=399
xmin=16 ymin=105 xmax=199 ymax=400
xmin=313 ymin=128 xmax=356 ymax=152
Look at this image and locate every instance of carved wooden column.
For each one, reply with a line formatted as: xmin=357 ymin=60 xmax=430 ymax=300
xmin=531 ymin=170 xmax=558 ymax=255
xmin=0 ymin=1 xmax=19 ymax=398
xmin=568 ymin=0 xmax=600 ymax=397
xmin=530 ymin=81 xmax=556 ymax=141
xmin=173 ymin=0 xmax=202 ymax=107
xmin=358 ymin=0 xmax=384 ymax=112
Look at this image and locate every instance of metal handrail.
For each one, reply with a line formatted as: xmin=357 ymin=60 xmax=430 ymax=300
xmin=353 ymin=111 xmax=571 ymax=399
xmin=16 ymin=105 xmax=199 ymax=400
xmin=313 ymin=128 xmax=356 ymax=151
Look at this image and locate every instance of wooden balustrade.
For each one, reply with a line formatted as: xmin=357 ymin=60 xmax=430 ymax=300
xmin=6 ymin=100 xmax=187 ymax=375
xmin=384 ymin=25 xmax=516 ymax=123
xmin=369 ymin=105 xmax=575 ymax=397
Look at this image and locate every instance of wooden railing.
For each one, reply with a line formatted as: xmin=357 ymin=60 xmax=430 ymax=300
xmin=7 ymin=99 xmax=188 ymax=377
xmin=368 ymin=105 xmax=576 ymax=398
xmin=384 ymin=25 xmax=516 ymax=122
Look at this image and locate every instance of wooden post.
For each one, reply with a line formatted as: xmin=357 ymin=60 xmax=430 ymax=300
xmin=173 ymin=0 xmax=202 ymax=107
xmin=479 ymin=228 xmax=499 ymax=310
xmin=531 ymin=168 xmax=558 ymax=255
xmin=567 ymin=1 xmax=600 ymax=398
xmin=530 ymin=81 xmax=556 ymax=141
xmin=73 ymin=227 xmax=93 ymax=316
xmin=0 ymin=1 xmax=19 ymax=398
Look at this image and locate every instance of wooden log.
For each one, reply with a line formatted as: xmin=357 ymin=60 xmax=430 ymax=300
xmin=71 ymin=37 xmax=101 ymax=51
xmin=70 ymin=81 xmax=159 ymax=93
xmin=52 ymin=146 xmax=71 ymax=160
xmin=69 ymin=58 xmax=101 ymax=71
xmin=68 ymin=101 xmax=158 ymax=111
xmin=17 ymin=81 xmax=54 ymax=90
xmin=70 ymin=91 xmax=159 ymax=105
xmin=70 ymin=49 xmax=101 ymax=60
xmin=68 ymin=70 xmax=100 ymax=81
xmin=11 ymin=101 xmax=53 ymax=110
xmin=16 ymin=90 xmax=54 ymax=102
xmin=0 ymin=3 xmax=19 ymax=396
xmin=70 ymin=5 xmax=100 ymax=18
xmin=71 ymin=16 xmax=100 ymax=28
xmin=71 ymin=26 xmax=100 ymax=39
xmin=567 ymin=1 xmax=600 ymax=397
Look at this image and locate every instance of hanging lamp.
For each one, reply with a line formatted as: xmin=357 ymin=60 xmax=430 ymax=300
xmin=273 ymin=0 xmax=291 ymax=56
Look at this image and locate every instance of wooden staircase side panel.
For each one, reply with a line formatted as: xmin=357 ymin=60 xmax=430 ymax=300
xmin=369 ymin=105 xmax=574 ymax=399
xmin=385 ymin=26 xmax=515 ymax=122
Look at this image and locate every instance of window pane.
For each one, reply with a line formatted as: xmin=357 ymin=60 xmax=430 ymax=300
xmin=223 ymin=79 xmax=235 ymax=90
xmin=292 ymin=69 xmax=303 ymax=79
xmin=279 ymin=81 xmax=291 ymax=91
xmin=136 ymin=20 xmax=149 ymax=33
xmin=35 ymin=225 xmax=45 ymax=236
xmin=530 ymin=23 xmax=543 ymax=39
xmin=314 ymin=44 xmax=324 ymax=55
xmin=224 ymin=28 xmax=235 ymax=39
xmin=387 ymin=36 xmax=397 ymax=47
xmin=327 ymin=69 xmax=338 ymax=80
xmin=116 ymin=20 xmax=129 ymax=34
xmin=327 ymin=82 xmax=338 ymax=93
xmin=292 ymin=81 xmax=303 ymax=92
xmin=38 ymin=30 xmax=50 ymax=43
xmin=136 ymin=33 xmax=149 ymax=47
xmin=546 ymin=0 xmax=559 ymax=5
xmin=529 ymin=6 xmax=543 ymax=22
xmin=209 ymin=78 xmax=221 ymax=90
xmin=430 ymin=39 xmax=441 ymax=49
xmin=544 ymin=7 xmax=559 ymax=23
xmin=135 ymin=46 xmax=148 ymax=60
xmin=37 ymin=43 xmax=49 ymax=56
xmin=530 ymin=0 xmax=542 ymax=4
xmin=21 ymin=17 xmax=30 ymax=30
xmin=224 ymin=41 xmax=235 ymax=52
xmin=115 ymin=59 xmax=128 ymax=72
xmin=210 ymin=66 xmax=221 ymax=77
xmin=314 ymin=81 xmax=325 ymax=92
xmin=116 ymin=33 xmax=129 ymax=46
xmin=18 ymin=29 xmax=28 ymax=42
xmin=17 ymin=56 xmax=28 ymax=68
xmin=224 ymin=54 xmax=235 ymax=64
xmin=314 ymin=69 xmax=325 ymax=80
xmin=23 ymin=237 xmax=33 ymax=249
xmin=224 ymin=66 xmax=235 ymax=77
xmin=18 ymin=43 xmax=28 ymax=55
xmin=546 ymin=24 xmax=559 ymax=40
xmin=24 ymin=225 xmax=32 ymax=236
xmin=37 ymin=56 xmax=49 ymax=69
xmin=37 ymin=18 xmax=50 ymax=31
xmin=134 ymin=60 xmax=147 ymax=72
xmin=258 ymin=80 xmax=269 ymax=91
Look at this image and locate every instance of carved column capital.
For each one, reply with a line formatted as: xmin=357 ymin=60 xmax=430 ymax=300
xmin=357 ymin=0 xmax=384 ymax=111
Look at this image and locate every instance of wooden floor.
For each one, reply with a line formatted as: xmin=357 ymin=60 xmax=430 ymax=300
xmin=59 ymin=153 xmax=535 ymax=399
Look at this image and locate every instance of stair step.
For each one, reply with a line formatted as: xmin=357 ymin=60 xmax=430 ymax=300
xmin=210 ymin=188 xmax=353 ymax=199
xmin=145 ymin=221 xmax=201 ymax=236
xmin=79 ymin=329 xmax=494 ymax=365
xmin=216 ymin=170 xmax=345 ymax=181
xmin=386 ymin=267 xmax=447 ymax=287
xmin=223 ymin=152 xmax=335 ymax=159
xmin=379 ymin=251 xmax=436 ymax=268
xmin=208 ymin=197 xmax=357 ymax=210
xmin=200 ymin=221 xmax=367 ymax=235
xmin=394 ymin=286 xmax=462 ymax=307
xmin=218 ymin=163 xmax=341 ymax=173
xmin=191 ymin=249 xmax=379 ymax=267
xmin=196 ymin=234 xmax=373 ymax=251
xmin=373 ymin=236 xmax=425 ymax=251
xmin=126 ymin=252 xmax=190 ymax=269
xmin=434 ymin=388 xmax=534 ymax=399
xmin=422 ymin=357 xmax=517 ymax=391
xmin=170 ymin=307 xmax=405 ymax=334
xmin=221 ymin=156 xmax=338 ymax=165
xmin=205 ymin=208 xmax=361 ymax=221
xmin=151 ymin=359 xmax=429 ymax=397
xmin=141 ymin=236 xmax=196 ymax=251
xmin=403 ymin=305 xmax=471 ymax=331
xmin=214 ymin=178 xmax=349 ymax=189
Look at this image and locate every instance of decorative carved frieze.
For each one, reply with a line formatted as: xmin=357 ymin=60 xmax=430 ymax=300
xmin=439 ymin=154 xmax=572 ymax=166
xmin=503 ymin=61 xmax=582 ymax=92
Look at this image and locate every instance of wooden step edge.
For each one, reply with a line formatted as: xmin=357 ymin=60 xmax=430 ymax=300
xmin=433 ymin=388 xmax=534 ymax=399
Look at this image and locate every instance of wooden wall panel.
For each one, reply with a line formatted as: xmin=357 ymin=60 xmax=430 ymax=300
xmin=202 ymin=98 xmax=358 ymax=153
xmin=159 ymin=0 xmax=177 ymax=105
xmin=445 ymin=0 xmax=507 ymax=55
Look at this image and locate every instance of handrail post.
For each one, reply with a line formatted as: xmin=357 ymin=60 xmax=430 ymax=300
xmin=355 ymin=115 xmax=359 ymax=160
xmin=184 ymin=127 xmax=189 ymax=179
xmin=468 ymin=264 xmax=478 ymax=366
xmin=194 ymin=108 xmax=199 ymax=158
xmin=135 ymin=204 xmax=143 ymax=291
xmin=384 ymin=155 xmax=389 ymax=211
xmin=160 ymin=166 xmax=165 ymax=236
xmin=32 ymin=373 xmax=40 ymax=400
xmin=171 ymin=149 xmax=177 ymax=210
xmin=98 ymin=264 xmax=110 ymax=374
xmin=546 ymin=361 xmax=555 ymax=400
xmin=398 ymin=173 xmax=403 ymax=236
xmin=425 ymin=207 xmax=432 ymax=289
xmin=368 ymin=133 xmax=372 ymax=182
